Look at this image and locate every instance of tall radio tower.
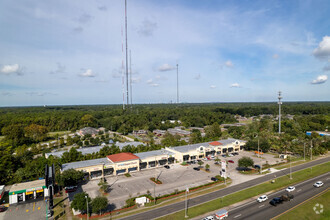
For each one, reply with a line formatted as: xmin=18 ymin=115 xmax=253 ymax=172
xmin=278 ymin=91 xmax=282 ymax=134
xmin=125 ymin=0 xmax=129 ymax=107
xmin=176 ymin=63 xmax=179 ymax=103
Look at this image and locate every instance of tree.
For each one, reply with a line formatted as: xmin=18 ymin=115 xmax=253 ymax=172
xmin=91 ymin=196 xmax=108 ymax=214
xmin=24 ymin=124 xmax=48 ymax=142
xmin=205 ymin=164 xmax=210 ymax=171
xmin=198 ymin=160 xmax=204 ymax=168
xmin=238 ymin=157 xmax=254 ymax=168
xmin=205 ymin=122 xmax=222 ymax=140
xmin=1 ymin=124 xmax=26 ymax=146
xmin=98 ymin=179 xmax=109 ymax=193
xmin=71 ymin=192 xmax=91 ymax=213
xmin=189 ymin=129 xmax=202 ymax=144
xmin=81 ymin=114 xmax=97 ymax=127
xmin=58 ymin=169 xmax=84 ymax=187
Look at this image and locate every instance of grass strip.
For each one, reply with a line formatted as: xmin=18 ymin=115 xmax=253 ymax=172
xmin=156 ymin=161 xmax=330 ymax=220
xmin=275 ymin=189 xmax=329 ymax=220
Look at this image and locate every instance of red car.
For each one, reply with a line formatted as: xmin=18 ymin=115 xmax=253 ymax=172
xmin=228 ymin=160 xmax=234 ymax=163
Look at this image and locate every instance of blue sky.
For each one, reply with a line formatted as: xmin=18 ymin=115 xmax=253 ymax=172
xmin=0 ymin=0 xmax=329 ymax=107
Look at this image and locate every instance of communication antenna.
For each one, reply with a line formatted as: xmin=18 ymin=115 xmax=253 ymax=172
xmin=176 ymin=63 xmax=179 ymax=103
xmin=130 ymin=50 xmax=133 ymax=108
xmin=278 ymin=91 xmax=282 ymax=134
xmin=121 ymin=26 xmax=125 ymax=110
xmin=125 ymin=0 xmax=129 ymax=106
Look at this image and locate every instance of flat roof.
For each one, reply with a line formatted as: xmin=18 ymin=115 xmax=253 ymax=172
xmin=10 ymin=179 xmax=45 ymax=193
xmin=62 ymin=158 xmax=113 ymax=171
xmin=45 ymin=145 xmax=104 ymax=158
xmin=135 ymin=149 xmax=175 ymax=160
xmin=114 ymin=141 xmax=146 ymax=150
xmin=107 ymin=152 xmax=140 ymax=163
xmin=170 ymin=142 xmax=211 ymax=153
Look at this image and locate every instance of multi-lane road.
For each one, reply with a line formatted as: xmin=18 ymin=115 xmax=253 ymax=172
xmin=118 ymin=157 xmax=329 ymax=220
xmin=226 ymin=172 xmax=329 ymax=220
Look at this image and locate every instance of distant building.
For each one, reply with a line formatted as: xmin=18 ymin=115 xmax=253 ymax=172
xmin=306 ymin=131 xmax=330 ymax=137
xmin=78 ymin=127 xmax=98 ymax=137
xmin=133 ymin=130 xmax=148 ymax=136
xmin=167 ymin=127 xmax=191 ymax=136
xmin=153 ymin=129 xmax=167 ymax=137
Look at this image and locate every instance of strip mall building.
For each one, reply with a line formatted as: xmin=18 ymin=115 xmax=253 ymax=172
xmin=61 ymin=138 xmax=246 ymax=179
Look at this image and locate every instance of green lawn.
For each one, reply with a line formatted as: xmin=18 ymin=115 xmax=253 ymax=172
xmin=48 ymin=131 xmax=71 ymax=137
xmin=276 ymin=189 xmax=330 ymax=220
xmin=156 ymin=161 xmax=330 ymax=220
xmin=53 ymin=197 xmax=66 ymax=220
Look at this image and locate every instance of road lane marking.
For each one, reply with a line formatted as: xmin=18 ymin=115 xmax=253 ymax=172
xmin=33 ymin=202 xmax=35 ymax=211
xmin=234 ymin=214 xmax=241 ymax=218
xmin=297 ymin=189 xmax=302 ymax=192
xmin=259 ymin=204 xmax=265 ymax=208
xmin=271 ymin=188 xmax=329 ymax=219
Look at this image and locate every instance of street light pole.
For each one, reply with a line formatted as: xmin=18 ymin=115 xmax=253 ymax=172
xmin=85 ymin=195 xmax=89 ymax=220
xmin=185 ymin=187 xmax=188 ymax=218
xmin=289 ymin=155 xmax=292 ymax=179
xmin=310 ymin=140 xmax=313 ymax=161
xmin=303 ymin=143 xmax=305 ymax=161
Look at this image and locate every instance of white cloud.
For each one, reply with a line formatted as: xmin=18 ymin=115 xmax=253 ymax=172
xmin=225 ymin=60 xmax=234 ymax=68
xmin=1 ymin=64 xmax=20 ymax=74
xmin=158 ymin=64 xmax=176 ymax=72
xmin=150 ymin=83 xmax=159 ymax=87
xmin=138 ymin=19 xmax=157 ymax=37
xmin=50 ymin=62 xmax=65 ymax=74
xmin=311 ymin=75 xmax=328 ymax=84
xmin=132 ymin=77 xmax=141 ymax=83
xmin=313 ymin=36 xmax=330 ymax=60
xmin=79 ymin=69 xmax=95 ymax=77
xmin=194 ymin=74 xmax=201 ymax=80
xmin=146 ymin=79 xmax=153 ymax=84
xmin=25 ymin=92 xmax=57 ymax=96
xmin=230 ymin=83 xmax=241 ymax=88
xmin=210 ymin=85 xmax=216 ymax=89
xmin=272 ymin=54 xmax=279 ymax=59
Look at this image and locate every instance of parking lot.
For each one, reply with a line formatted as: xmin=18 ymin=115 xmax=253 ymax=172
xmin=79 ymin=151 xmax=280 ymax=210
xmin=2 ymin=199 xmax=47 ymax=220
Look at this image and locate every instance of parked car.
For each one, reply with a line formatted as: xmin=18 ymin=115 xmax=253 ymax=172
xmin=0 ymin=205 xmax=7 ymax=212
xmin=65 ymin=186 xmax=77 ymax=193
xmin=222 ymin=155 xmax=227 ymax=158
xmin=203 ymin=216 xmax=214 ymax=220
xmin=257 ymin=195 xmax=268 ymax=202
xmin=286 ymin=186 xmax=295 ymax=192
xmin=193 ymin=167 xmax=200 ymax=171
xmin=214 ymin=162 xmax=220 ymax=165
xmin=211 ymin=177 xmax=218 ymax=181
xmin=228 ymin=153 xmax=234 ymax=157
xmin=314 ymin=181 xmax=324 ymax=188
xmin=164 ymin=165 xmax=170 ymax=169
xmin=210 ymin=156 xmax=215 ymax=160
xmin=269 ymin=197 xmax=283 ymax=206
xmin=233 ymin=152 xmax=239 ymax=155
xmin=254 ymin=165 xmax=261 ymax=169
xmin=228 ymin=160 xmax=234 ymax=163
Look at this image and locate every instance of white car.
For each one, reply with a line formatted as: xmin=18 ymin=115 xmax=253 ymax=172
xmin=286 ymin=186 xmax=295 ymax=192
xmin=203 ymin=216 xmax=214 ymax=220
xmin=257 ymin=195 xmax=268 ymax=202
xmin=314 ymin=181 xmax=324 ymax=188
xmin=228 ymin=153 xmax=234 ymax=157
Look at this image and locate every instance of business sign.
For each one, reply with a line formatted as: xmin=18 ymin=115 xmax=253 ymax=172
xmin=25 ymin=191 xmax=33 ymax=195
xmin=118 ymin=161 xmax=138 ymax=167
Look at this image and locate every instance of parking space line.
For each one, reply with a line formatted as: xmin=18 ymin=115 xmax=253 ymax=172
xmin=38 ymin=207 xmax=41 ymax=210
xmin=234 ymin=214 xmax=242 ymax=218
xmin=26 ymin=209 xmax=29 ymax=212
xmin=259 ymin=204 xmax=265 ymax=208
xmin=33 ymin=202 xmax=35 ymax=211
xmin=297 ymin=189 xmax=302 ymax=192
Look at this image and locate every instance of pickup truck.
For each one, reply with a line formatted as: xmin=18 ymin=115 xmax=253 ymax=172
xmin=215 ymin=209 xmax=228 ymax=219
xmin=269 ymin=194 xmax=294 ymax=206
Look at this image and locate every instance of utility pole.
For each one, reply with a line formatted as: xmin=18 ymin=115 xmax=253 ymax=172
xmin=176 ymin=63 xmax=179 ymax=104
xmin=185 ymin=187 xmax=189 ymax=218
xmin=310 ymin=140 xmax=313 ymax=161
xmin=278 ymin=91 xmax=282 ymax=134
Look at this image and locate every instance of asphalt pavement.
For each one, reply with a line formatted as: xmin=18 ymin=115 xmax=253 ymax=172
xmin=118 ymin=156 xmax=329 ymax=220
xmin=226 ymin=172 xmax=329 ymax=220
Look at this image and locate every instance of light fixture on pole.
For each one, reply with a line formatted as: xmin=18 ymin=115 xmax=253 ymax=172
xmin=85 ymin=195 xmax=89 ymax=220
xmin=185 ymin=187 xmax=189 ymax=218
